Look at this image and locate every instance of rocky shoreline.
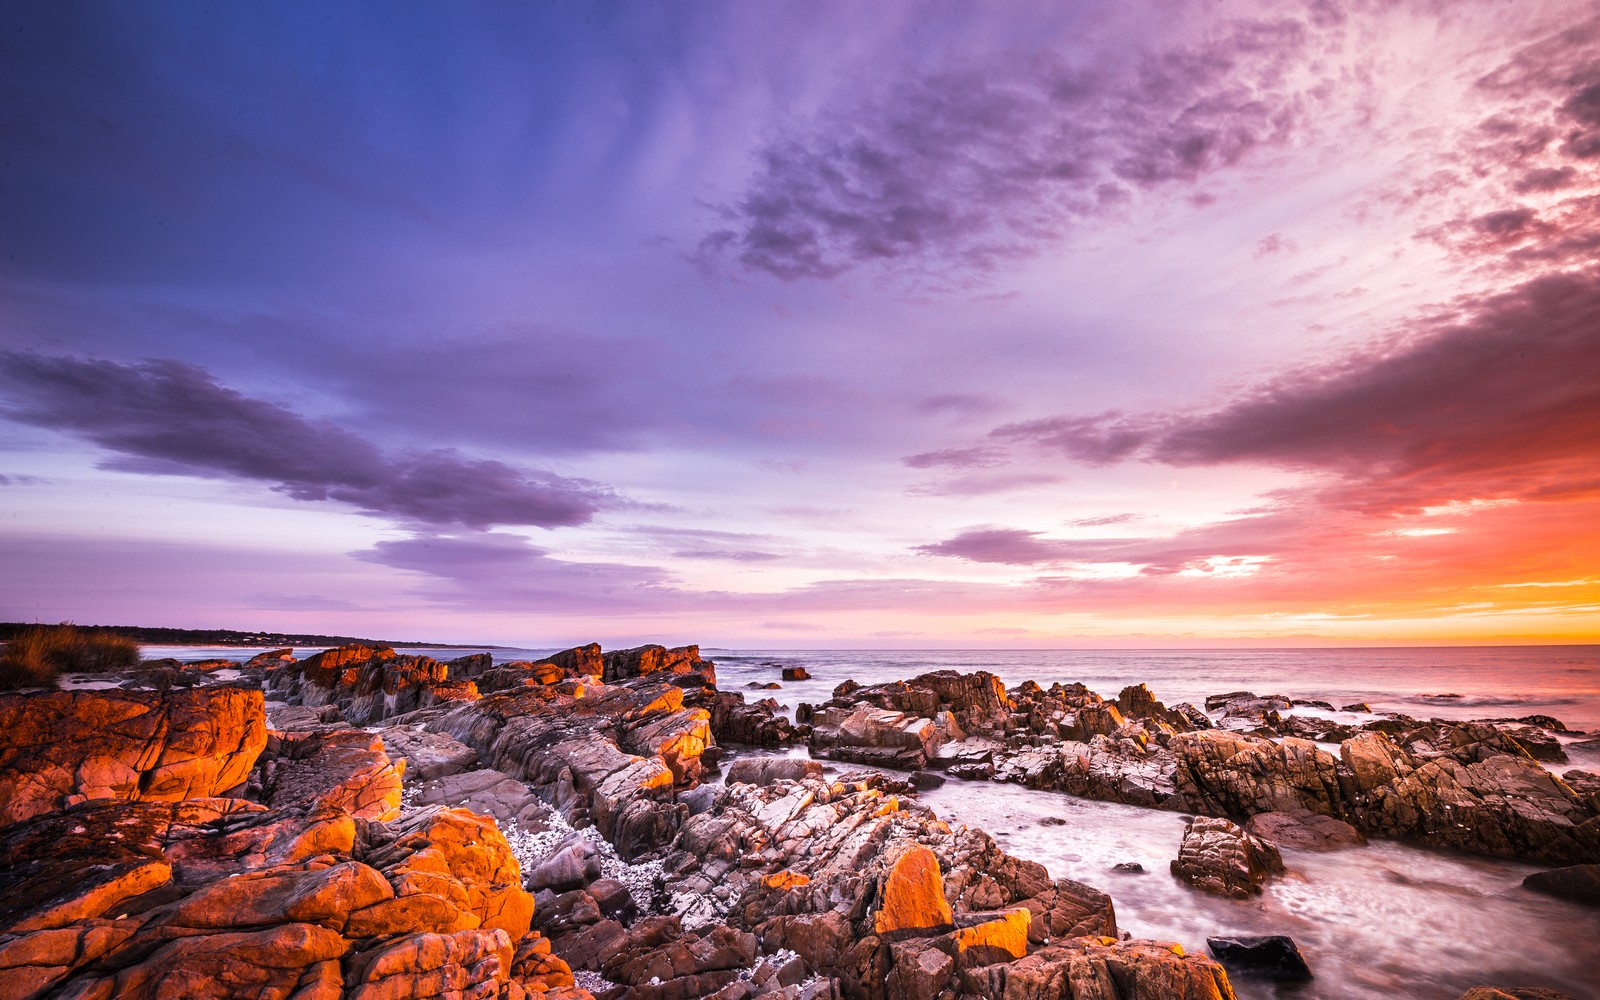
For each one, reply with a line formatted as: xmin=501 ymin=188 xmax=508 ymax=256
xmin=1 ymin=643 xmax=1593 ymax=1000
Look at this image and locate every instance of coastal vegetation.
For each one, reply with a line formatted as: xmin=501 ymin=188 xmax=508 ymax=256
xmin=0 ymin=622 xmax=139 ymax=689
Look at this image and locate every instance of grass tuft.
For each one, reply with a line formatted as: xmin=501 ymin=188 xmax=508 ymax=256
xmin=0 ymin=623 xmax=141 ymax=690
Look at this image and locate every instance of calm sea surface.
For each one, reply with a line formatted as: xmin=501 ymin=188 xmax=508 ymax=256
xmin=150 ymin=643 xmax=1600 ymax=999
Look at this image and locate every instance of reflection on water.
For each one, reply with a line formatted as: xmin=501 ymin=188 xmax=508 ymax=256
xmin=914 ymin=779 xmax=1599 ymax=1000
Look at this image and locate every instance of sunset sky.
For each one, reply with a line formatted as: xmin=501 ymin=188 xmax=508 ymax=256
xmin=2 ymin=0 xmax=1598 ymax=648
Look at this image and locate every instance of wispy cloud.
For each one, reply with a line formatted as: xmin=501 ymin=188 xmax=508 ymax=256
xmin=0 ymin=353 xmax=618 ymax=530
xmin=698 ymin=14 xmax=1325 ymax=281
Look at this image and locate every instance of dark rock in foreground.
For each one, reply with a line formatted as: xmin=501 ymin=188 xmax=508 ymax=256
xmin=1205 ymin=935 xmax=1313 ymax=981
xmin=1521 ymin=863 xmax=1600 ymax=906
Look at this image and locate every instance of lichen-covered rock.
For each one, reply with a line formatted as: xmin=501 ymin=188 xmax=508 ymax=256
xmin=874 ymin=846 xmax=954 ymax=936
xmin=0 ymin=686 xmax=268 ymax=827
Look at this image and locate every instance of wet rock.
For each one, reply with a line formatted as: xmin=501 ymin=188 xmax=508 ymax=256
xmin=1341 ymin=702 xmax=1372 ymax=713
xmin=1171 ymin=816 xmax=1284 ymax=899
xmin=808 ymin=706 xmax=947 ymax=770
xmin=1245 ymin=810 xmax=1366 ymax=851
xmin=1456 ymin=988 xmax=1580 ymax=1000
xmin=1521 ymin=864 xmax=1600 ymax=906
xmin=709 ymin=692 xmax=808 ymax=747
xmin=1497 ymin=725 xmax=1567 ymax=762
xmin=783 ymin=667 xmax=811 ymax=681
xmin=1205 ymin=691 xmax=1292 ymax=716
xmin=1110 ymin=862 xmax=1145 ymax=874
xmin=0 ymin=685 xmax=268 ymax=826
xmin=1206 ymin=935 xmax=1313 ymax=981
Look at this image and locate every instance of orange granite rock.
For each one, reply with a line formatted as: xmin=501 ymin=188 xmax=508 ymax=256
xmin=361 ymin=807 xmax=535 ymax=939
xmin=953 ymin=906 xmax=1031 ymax=960
xmin=0 ymin=687 xmax=267 ymax=826
xmin=874 ymin=845 xmax=955 ymax=936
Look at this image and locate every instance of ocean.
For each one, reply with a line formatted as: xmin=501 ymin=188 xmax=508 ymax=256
xmin=147 ymin=642 xmax=1600 ymax=999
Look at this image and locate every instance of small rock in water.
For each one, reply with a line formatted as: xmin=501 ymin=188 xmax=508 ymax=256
xmin=1206 ymin=935 xmax=1313 ymax=981
xmin=909 ymin=770 xmax=945 ymax=790
xmin=1110 ymin=862 xmax=1145 ymax=874
xmin=1521 ymin=864 xmax=1600 ymax=907
xmin=782 ymin=666 xmax=811 ymax=681
xmin=1038 ymin=816 xmax=1067 ymax=827
xmin=1340 ymin=702 xmax=1372 ymax=713
xmin=1456 ymin=989 xmax=1581 ymax=1000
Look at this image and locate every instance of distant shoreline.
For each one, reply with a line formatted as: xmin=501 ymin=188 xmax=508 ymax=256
xmin=0 ymin=622 xmax=503 ymax=650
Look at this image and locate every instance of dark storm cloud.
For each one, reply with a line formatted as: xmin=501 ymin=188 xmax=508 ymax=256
xmin=699 ymin=15 xmax=1319 ymax=280
xmin=994 ymin=267 xmax=1600 ymax=512
xmin=0 ymin=353 xmax=616 ymax=529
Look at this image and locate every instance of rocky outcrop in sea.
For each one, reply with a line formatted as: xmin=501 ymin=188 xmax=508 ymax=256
xmin=0 ymin=645 xmax=1587 ymax=1000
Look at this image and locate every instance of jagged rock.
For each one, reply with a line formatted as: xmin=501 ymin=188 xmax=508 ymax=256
xmin=527 ymin=842 xmax=603 ymax=893
xmin=1521 ymin=864 xmax=1600 ymax=906
xmin=270 ymin=644 xmax=453 ymax=725
xmin=1244 ymin=810 xmax=1365 ymax=851
xmin=360 ymin=806 xmax=535 ymax=939
xmin=1456 ymin=989 xmax=1579 ymax=1000
xmin=1172 ymin=730 xmax=1343 ymax=817
xmin=1497 ymin=725 xmax=1567 ymax=762
xmin=254 ymin=730 xmax=404 ymax=821
xmin=874 ymin=846 xmax=954 ymax=936
xmin=409 ymin=767 xmax=552 ymax=828
xmin=709 ymin=692 xmax=809 ymax=746
xmin=1171 ymin=817 xmax=1284 ymax=899
xmin=0 ymin=686 xmax=267 ymax=827
xmin=725 ymin=757 xmax=825 ymax=786
xmin=959 ymin=938 xmax=1236 ymax=1000
xmin=603 ymin=644 xmax=717 ymax=686
xmin=1206 ymin=935 xmax=1312 ymax=981
xmin=783 ymin=667 xmax=812 ymax=681
xmin=344 ymin=927 xmax=515 ymax=1000
xmin=378 ymin=726 xmax=481 ymax=780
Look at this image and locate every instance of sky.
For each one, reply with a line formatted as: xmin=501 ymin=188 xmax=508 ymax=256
xmin=2 ymin=0 xmax=1598 ymax=648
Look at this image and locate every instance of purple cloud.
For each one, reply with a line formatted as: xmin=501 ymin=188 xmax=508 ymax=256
xmin=0 ymin=353 xmax=616 ymax=529
xmin=699 ymin=15 xmax=1319 ymax=280
xmin=901 ymin=445 xmax=1005 ymax=470
xmin=356 ymin=532 xmax=675 ymax=611
xmin=988 ymin=266 xmax=1600 ymax=514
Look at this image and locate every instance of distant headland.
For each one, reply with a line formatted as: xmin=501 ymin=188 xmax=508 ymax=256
xmin=0 ymin=622 xmax=501 ymax=649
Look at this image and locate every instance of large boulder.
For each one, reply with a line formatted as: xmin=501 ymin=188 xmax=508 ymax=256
xmin=1171 ymin=817 xmax=1284 ymax=899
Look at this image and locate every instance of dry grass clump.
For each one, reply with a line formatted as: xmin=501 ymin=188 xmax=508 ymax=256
xmin=0 ymin=624 xmax=141 ymax=690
